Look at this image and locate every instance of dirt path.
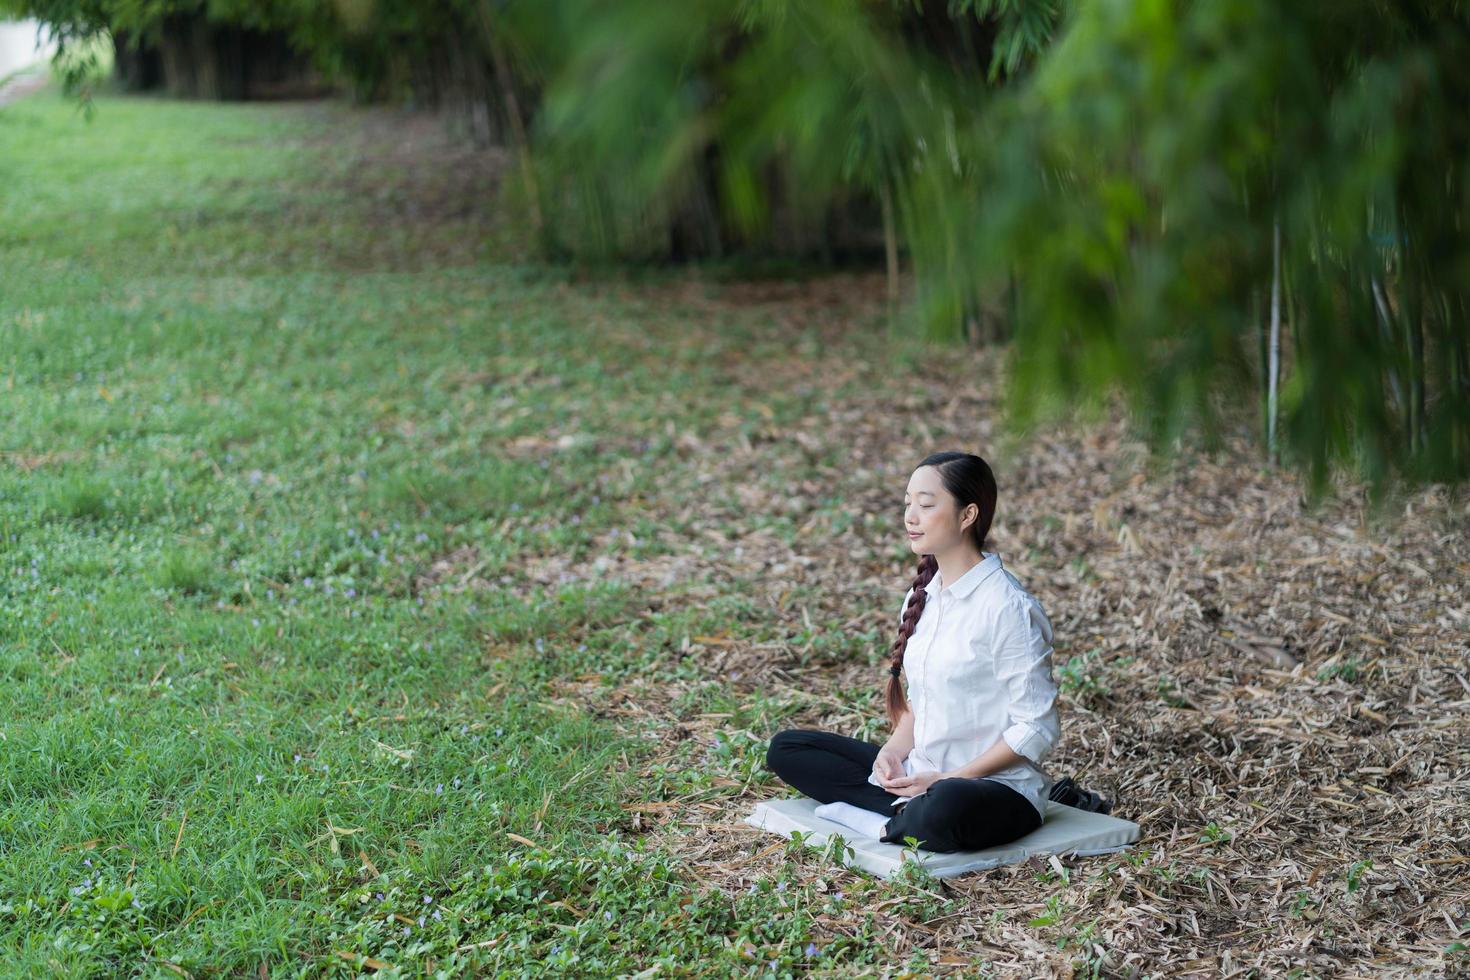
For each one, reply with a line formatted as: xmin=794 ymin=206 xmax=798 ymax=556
xmin=0 ymin=65 xmax=49 ymax=107
xmin=0 ymin=17 xmax=53 ymax=105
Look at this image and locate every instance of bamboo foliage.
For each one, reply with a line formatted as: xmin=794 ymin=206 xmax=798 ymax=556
xmin=10 ymin=0 xmax=1470 ymax=492
xmin=898 ymin=0 xmax=1470 ymax=495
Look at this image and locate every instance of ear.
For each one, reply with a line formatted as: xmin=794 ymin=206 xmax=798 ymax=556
xmin=961 ymin=503 xmax=978 ymax=531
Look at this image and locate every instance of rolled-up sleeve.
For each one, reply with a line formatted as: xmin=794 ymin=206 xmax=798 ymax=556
xmin=995 ymin=597 xmax=1061 ymax=765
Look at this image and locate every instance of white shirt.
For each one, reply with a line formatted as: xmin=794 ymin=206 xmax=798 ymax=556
xmin=867 ymin=552 xmax=1061 ymax=822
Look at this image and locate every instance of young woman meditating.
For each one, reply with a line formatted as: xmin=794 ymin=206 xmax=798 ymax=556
xmin=765 ymin=451 xmax=1106 ymax=853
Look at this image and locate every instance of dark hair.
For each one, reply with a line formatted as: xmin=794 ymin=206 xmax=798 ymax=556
xmin=885 ymin=451 xmax=998 ymax=729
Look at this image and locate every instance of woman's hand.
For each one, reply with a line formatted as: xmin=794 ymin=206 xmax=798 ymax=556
xmin=879 ymin=769 xmax=947 ymax=797
xmin=872 ymin=745 xmax=907 ymax=785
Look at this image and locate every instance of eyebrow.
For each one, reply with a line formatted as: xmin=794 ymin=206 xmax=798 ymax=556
xmin=904 ymin=491 xmax=935 ymax=498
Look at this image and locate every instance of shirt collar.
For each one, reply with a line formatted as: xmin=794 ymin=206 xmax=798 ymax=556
xmin=924 ymin=552 xmax=1003 ymax=599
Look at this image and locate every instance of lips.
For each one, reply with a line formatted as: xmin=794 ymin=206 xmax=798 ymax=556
xmin=907 ymin=531 xmax=922 ymax=538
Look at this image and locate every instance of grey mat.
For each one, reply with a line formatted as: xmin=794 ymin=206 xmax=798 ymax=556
xmin=744 ymin=796 xmax=1141 ymax=880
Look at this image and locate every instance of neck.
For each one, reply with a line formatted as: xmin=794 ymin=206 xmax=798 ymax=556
xmin=934 ymin=545 xmax=986 ymax=592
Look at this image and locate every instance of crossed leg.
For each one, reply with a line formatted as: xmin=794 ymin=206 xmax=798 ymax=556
xmin=765 ymin=728 xmax=1043 ymax=852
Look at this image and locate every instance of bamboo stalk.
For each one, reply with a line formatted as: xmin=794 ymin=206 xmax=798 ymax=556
xmin=880 ymin=181 xmax=899 ymax=316
xmin=477 ymin=4 xmax=544 ymax=243
xmin=1371 ymin=276 xmax=1405 ymax=419
xmin=1268 ymin=219 xmax=1282 ymax=464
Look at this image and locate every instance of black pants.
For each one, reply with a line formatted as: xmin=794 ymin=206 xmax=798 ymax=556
xmin=764 ymin=728 xmax=1043 ymax=853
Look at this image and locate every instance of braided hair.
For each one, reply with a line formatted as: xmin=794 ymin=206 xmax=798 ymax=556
xmin=885 ymin=451 xmax=998 ymax=729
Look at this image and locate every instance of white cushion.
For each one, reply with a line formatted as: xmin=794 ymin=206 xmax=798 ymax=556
xmin=744 ymin=796 xmax=1141 ymax=880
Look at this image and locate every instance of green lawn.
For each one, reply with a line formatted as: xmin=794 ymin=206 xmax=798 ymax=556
xmin=0 ymin=87 xmax=937 ymax=976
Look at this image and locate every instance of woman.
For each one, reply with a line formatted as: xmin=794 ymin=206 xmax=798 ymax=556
xmin=765 ymin=451 xmax=1106 ymax=853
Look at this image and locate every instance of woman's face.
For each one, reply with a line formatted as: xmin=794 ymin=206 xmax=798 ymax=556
xmin=903 ymin=465 xmax=976 ymax=555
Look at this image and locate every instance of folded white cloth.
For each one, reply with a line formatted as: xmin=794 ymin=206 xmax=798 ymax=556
xmin=813 ymin=801 xmax=890 ymax=839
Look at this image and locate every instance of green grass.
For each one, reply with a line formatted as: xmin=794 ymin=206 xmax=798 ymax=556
xmin=0 ymin=86 xmax=938 ymax=975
